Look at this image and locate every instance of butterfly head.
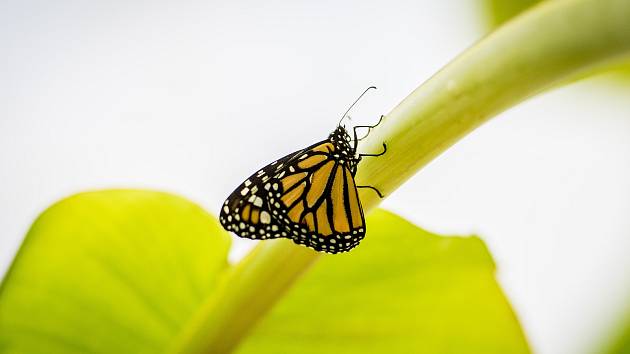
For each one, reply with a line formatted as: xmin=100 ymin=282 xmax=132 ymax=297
xmin=330 ymin=125 xmax=360 ymax=172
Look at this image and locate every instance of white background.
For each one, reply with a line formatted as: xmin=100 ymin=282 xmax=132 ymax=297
xmin=2 ymin=1 xmax=630 ymax=353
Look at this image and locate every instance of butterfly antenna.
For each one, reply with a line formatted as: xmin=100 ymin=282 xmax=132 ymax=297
xmin=338 ymin=86 xmax=377 ymax=126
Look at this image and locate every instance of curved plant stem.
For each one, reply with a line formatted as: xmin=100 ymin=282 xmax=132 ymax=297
xmin=170 ymin=239 xmax=318 ymax=354
xmin=172 ymin=0 xmax=630 ymax=353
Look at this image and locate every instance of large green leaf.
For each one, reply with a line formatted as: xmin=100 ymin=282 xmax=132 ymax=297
xmin=235 ymin=209 xmax=530 ymax=354
xmin=1 ymin=191 xmax=528 ymax=353
xmin=0 ymin=190 xmax=232 ymax=354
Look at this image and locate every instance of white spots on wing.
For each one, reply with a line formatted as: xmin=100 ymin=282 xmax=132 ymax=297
xmin=223 ymin=205 xmax=229 ymax=213
xmin=289 ymin=166 xmax=295 ymax=173
xmin=272 ymin=183 xmax=279 ymax=191
xmin=264 ymin=183 xmax=271 ymax=191
xmin=271 ymin=224 xmax=278 ymax=231
xmin=239 ymin=222 xmax=246 ymax=229
xmin=245 ymin=179 xmax=252 ymax=186
xmin=240 ymin=187 xmax=250 ymax=196
xmin=261 ymin=211 xmax=271 ymax=224
xmin=246 ymin=194 xmax=263 ymax=207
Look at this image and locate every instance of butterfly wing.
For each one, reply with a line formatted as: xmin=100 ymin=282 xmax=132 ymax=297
xmin=221 ymin=139 xmax=366 ymax=253
xmin=270 ymin=141 xmax=366 ymax=253
xmin=219 ymin=148 xmax=304 ymax=240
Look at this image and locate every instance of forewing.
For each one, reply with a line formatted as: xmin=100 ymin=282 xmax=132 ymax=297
xmin=269 ymin=142 xmax=366 ymax=253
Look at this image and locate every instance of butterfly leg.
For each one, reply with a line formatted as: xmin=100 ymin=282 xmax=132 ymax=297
xmin=355 ymin=142 xmax=387 ymax=198
xmin=358 ymin=143 xmax=387 ymax=158
xmin=353 ymin=115 xmax=385 ymax=142
xmin=357 ymin=185 xmax=384 ymax=198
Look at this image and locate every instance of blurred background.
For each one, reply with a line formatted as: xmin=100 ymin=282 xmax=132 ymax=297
xmin=2 ymin=1 xmax=630 ymax=353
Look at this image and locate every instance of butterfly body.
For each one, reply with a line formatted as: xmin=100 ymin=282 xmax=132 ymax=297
xmin=220 ymin=126 xmax=368 ymax=253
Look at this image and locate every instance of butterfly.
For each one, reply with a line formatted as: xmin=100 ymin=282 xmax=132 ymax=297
xmin=219 ymin=87 xmax=386 ymax=253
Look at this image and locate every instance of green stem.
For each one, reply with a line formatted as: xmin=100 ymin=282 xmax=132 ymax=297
xmin=171 ymin=239 xmax=318 ymax=354
xmin=356 ymin=0 xmax=630 ymax=208
xmin=173 ymin=0 xmax=630 ymax=353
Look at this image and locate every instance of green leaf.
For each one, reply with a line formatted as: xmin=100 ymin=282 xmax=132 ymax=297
xmin=235 ymin=209 xmax=530 ymax=354
xmin=0 ymin=190 xmax=231 ymax=354
xmin=1 ymin=191 xmax=527 ymax=354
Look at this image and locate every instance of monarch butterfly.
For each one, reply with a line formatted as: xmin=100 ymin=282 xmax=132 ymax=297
xmin=219 ymin=87 xmax=386 ymax=253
